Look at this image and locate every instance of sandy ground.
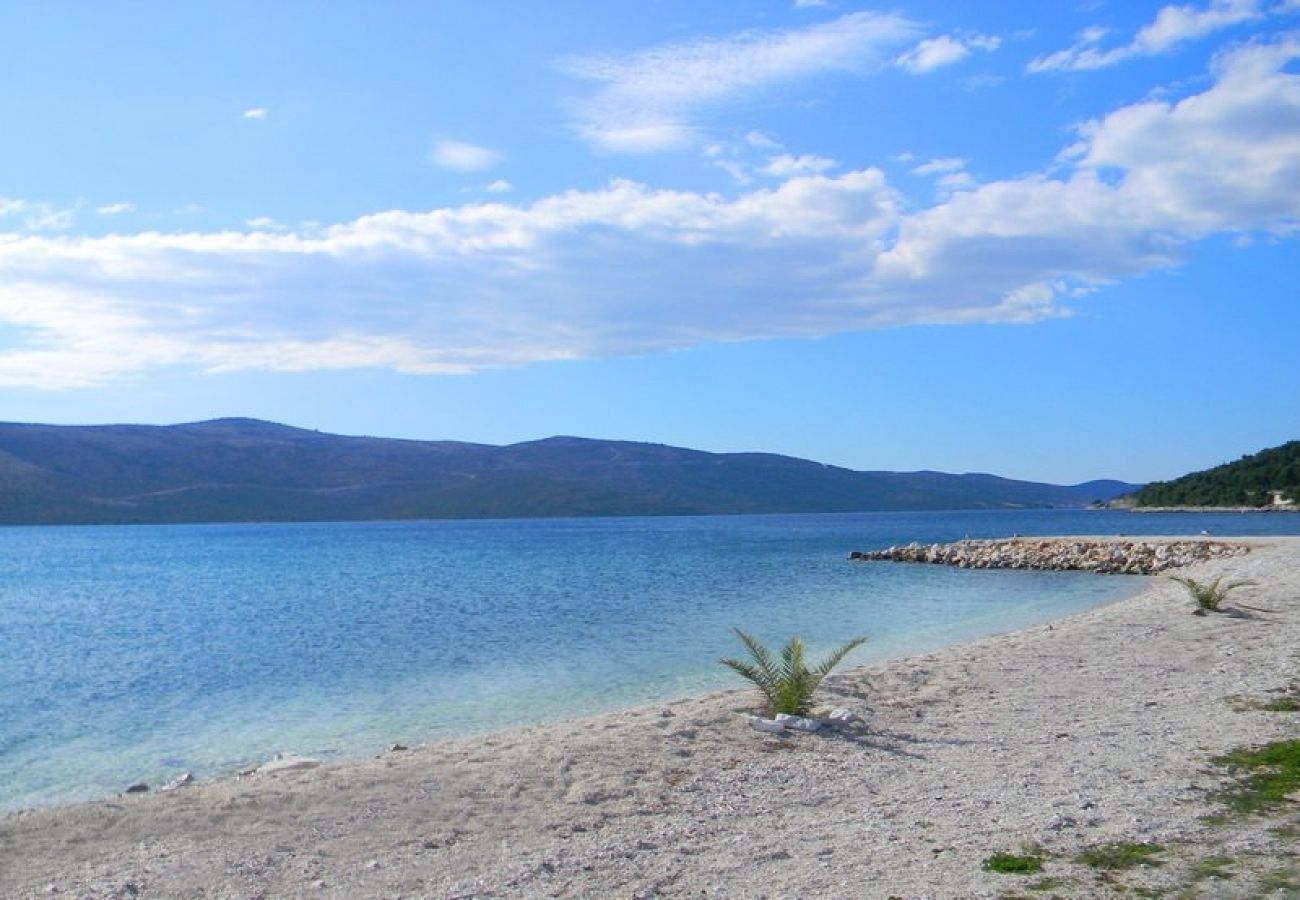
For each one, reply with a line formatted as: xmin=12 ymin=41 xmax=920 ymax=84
xmin=2 ymin=536 xmax=1297 ymax=899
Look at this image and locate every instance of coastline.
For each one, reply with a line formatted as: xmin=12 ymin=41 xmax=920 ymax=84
xmin=3 ymin=536 xmax=1297 ymax=897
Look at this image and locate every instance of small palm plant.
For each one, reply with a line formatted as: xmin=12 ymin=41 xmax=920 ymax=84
xmin=1169 ymin=574 xmax=1256 ymax=613
xmin=720 ymin=628 xmax=867 ymax=717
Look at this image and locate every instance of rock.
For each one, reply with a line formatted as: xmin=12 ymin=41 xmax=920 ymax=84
xmin=824 ymin=707 xmax=862 ymax=725
xmin=257 ymin=753 xmax=322 ymax=774
xmin=849 ymin=537 xmax=1250 ymax=575
xmin=386 ymin=743 xmax=408 ymax=753
xmin=161 ymin=772 xmax=194 ymax=792
xmin=775 ymin=713 xmax=822 ymax=732
xmin=124 ymin=783 xmax=149 ymax=794
xmin=748 ymin=716 xmax=788 ymax=734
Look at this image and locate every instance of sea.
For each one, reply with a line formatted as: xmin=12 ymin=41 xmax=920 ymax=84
xmin=2 ymin=508 xmax=1297 ymax=814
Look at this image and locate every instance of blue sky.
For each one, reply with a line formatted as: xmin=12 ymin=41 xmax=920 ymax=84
xmin=1 ymin=0 xmax=1297 ymax=483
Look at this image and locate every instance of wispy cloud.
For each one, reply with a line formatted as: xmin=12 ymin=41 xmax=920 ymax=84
xmin=0 ymin=36 xmax=1296 ymax=389
xmin=895 ymin=33 xmax=1001 ymax=73
xmin=1029 ymin=0 xmax=1278 ymax=72
xmin=911 ymin=157 xmax=966 ymax=176
xmin=0 ymin=197 xmax=77 ymax=232
xmin=761 ymin=153 xmax=838 ymax=176
xmin=485 ymin=179 xmax=514 ymax=193
xmin=245 ymin=216 xmax=287 ymax=231
xmin=96 ymin=202 xmax=135 ymax=216
xmin=430 ymin=139 xmax=502 ymax=172
xmin=242 ymin=107 xmax=268 ymax=120
xmin=562 ymin=12 xmax=918 ymax=153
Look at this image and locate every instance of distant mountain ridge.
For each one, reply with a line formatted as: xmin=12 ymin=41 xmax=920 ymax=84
xmin=0 ymin=418 xmax=1139 ymax=525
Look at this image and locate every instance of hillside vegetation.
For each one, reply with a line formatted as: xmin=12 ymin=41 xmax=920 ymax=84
xmin=1134 ymin=440 xmax=1300 ymax=507
xmin=0 ymin=418 xmax=1138 ymax=525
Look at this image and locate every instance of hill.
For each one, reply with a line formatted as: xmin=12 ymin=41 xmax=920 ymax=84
xmin=1133 ymin=440 xmax=1300 ymax=508
xmin=0 ymin=418 xmax=1139 ymax=525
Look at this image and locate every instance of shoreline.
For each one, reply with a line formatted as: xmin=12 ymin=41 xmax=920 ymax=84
xmin=3 ymin=536 xmax=1297 ymax=897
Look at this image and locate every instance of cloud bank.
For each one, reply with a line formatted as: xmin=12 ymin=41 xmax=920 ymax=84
xmin=0 ymin=37 xmax=1297 ymax=388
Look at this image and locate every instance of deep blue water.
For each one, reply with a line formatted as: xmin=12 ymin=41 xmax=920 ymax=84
xmin=1 ymin=508 xmax=1296 ymax=813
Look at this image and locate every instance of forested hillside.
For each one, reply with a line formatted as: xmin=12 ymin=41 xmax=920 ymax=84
xmin=1134 ymin=441 xmax=1300 ymax=507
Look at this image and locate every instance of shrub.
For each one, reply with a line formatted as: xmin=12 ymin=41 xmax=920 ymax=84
xmin=1168 ymin=574 xmax=1256 ymax=612
xmin=720 ymin=629 xmax=866 ymax=717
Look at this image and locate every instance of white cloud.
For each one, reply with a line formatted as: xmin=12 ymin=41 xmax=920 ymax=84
xmin=96 ymin=202 xmax=135 ymax=216
xmin=895 ymin=33 xmax=1001 ymax=73
xmin=245 ymin=216 xmax=287 ymax=231
xmin=883 ymin=36 xmax=1300 ymax=296
xmin=486 ymin=179 xmax=514 ymax=193
xmin=761 ymin=153 xmax=838 ymax=176
xmin=430 ymin=139 xmax=502 ymax=172
xmin=562 ymin=12 xmax=918 ymax=152
xmin=0 ymin=37 xmax=1295 ymax=389
xmin=1030 ymin=0 xmax=1273 ymax=71
xmin=243 ymin=107 xmax=268 ymax=120
xmin=745 ymin=130 xmax=784 ymax=150
xmin=911 ymin=157 xmax=966 ymax=176
xmin=0 ymin=198 xmax=76 ymax=232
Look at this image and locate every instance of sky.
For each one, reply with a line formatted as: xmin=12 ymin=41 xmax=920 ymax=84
xmin=0 ymin=0 xmax=1297 ymax=484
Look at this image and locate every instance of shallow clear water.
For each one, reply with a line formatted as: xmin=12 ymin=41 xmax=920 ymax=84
xmin=1 ymin=508 xmax=1295 ymax=812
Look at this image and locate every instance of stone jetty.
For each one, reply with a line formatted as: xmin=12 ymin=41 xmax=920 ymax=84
xmin=849 ymin=537 xmax=1250 ymax=575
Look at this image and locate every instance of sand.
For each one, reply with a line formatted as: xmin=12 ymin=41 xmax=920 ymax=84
xmin=2 ymin=536 xmax=1297 ymax=899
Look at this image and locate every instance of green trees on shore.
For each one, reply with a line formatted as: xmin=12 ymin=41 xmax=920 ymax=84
xmin=1134 ymin=441 xmax=1299 ymax=508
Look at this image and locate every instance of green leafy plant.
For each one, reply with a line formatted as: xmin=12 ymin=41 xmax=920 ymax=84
xmin=982 ymin=852 xmax=1044 ymax=874
xmin=1168 ymin=574 xmax=1256 ymax=612
xmin=720 ymin=629 xmax=866 ymax=717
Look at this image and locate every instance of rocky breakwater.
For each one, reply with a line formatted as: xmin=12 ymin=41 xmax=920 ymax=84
xmin=849 ymin=538 xmax=1251 ymax=575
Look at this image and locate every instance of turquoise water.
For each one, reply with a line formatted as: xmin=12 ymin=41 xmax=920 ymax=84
xmin=1 ymin=509 xmax=1296 ymax=813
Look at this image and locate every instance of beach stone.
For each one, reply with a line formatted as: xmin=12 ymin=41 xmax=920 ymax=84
xmin=161 ymin=772 xmax=194 ymax=792
xmin=775 ymin=713 xmax=822 ymax=732
xmin=257 ymin=754 xmax=322 ymax=774
xmin=124 ymin=783 xmax=148 ymax=794
xmin=748 ymin=716 xmax=787 ymax=734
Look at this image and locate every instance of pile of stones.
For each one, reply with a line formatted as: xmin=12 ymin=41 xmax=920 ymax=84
xmin=849 ymin=538 xmax=1250 ymax=575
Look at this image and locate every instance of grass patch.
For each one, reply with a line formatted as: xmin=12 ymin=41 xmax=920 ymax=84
xmin=1075 ymin=842 xmax=1165 ymax=870
xmin=983 ymin=852 xmax=1045 ymax=874
xmin=1270 ymin=821 xmax=1300 ymax=839
xmin=1212 ymin=739 xmax=1300 ymax=816
xmin=1025 ymin=875 xmax=1070 ymax=891
xmin=1231 ymin=682 xmax=1300 ymax=712
xmin=1189 ymin=855 xmax=1235 ymax=881
xmin=1260 ymin=867 xmax=1300 ymax=893
xmin=1260 ymin=696 xmax=1300 ymax=712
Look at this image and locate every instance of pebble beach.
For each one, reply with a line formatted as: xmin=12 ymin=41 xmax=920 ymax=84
xmin=2 ymin=536 xmax=1297 ymax=898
